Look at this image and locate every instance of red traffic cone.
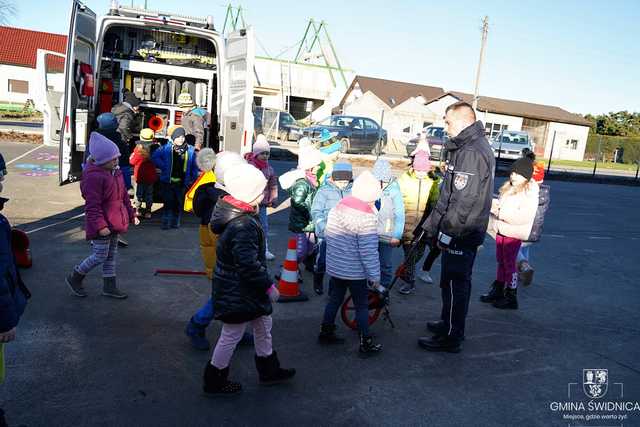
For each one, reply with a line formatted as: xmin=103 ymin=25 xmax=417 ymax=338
xmin=277 ymin=236 xmax=308 ymax=303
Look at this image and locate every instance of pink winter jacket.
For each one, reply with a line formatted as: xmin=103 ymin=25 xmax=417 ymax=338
xmin=491 ymin=181 xmax=539 ymax=241
xmin=81 ymin=163 xmax=135 ymax=240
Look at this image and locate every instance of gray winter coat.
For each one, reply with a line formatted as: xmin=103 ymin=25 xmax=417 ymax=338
xmin=111 ymin=103 xmax=141 ymax=144
xmin=182 ymin=108 xmax=207 ymax=148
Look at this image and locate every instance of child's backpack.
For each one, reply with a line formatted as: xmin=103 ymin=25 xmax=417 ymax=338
xmin=526 ymin=184 xmax=551 ymax=243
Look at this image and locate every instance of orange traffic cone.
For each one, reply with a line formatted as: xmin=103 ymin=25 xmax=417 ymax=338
xmin=277 ymin=236 xmax=309 ymax=303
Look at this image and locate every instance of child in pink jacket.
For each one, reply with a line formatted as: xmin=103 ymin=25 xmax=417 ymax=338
xmin=65 ymin=132 xmax=138 ymax=299
xmin=481 ymin=158 xmax=539 ymax=310
xmin=245 ymin=135 xmax=278 ymax=260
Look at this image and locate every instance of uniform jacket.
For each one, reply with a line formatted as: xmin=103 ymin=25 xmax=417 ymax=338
xmin=80 ymin=163 xmax=135 ymax=240
xmin=310 ymin=180 xmax=352 ymax=238
xmin=491 ymin=181 xmax=540 ymax=241
xmin=111 ymin=103 xmax=141 ymax=144
xmin=210 ymin=197 xmax=273 ymax=324
xmin=398 ymin=170 xmax=440 ymax=241
xmin=325 ymin=196 xmax=380 ymax=283
xmin=422 ymin=121 xmax=495 ymax=249
xmin=151 ymin=142 xmax=199 ymax=188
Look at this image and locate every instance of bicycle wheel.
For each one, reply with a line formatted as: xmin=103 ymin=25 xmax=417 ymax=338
xmin=340 ymin=291 xmax=384 ymax=330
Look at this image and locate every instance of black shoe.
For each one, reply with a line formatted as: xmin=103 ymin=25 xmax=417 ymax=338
xmin=255 ymin=351 xmax=296 ymax=385
xmin=117 ymin=238 xmax=129 ymax=248
xmin=426 ymin=321 xmax=465 ymax=341
xmin=318 ymin=323 xmax=345 ymax=345
xmin=359 ymin=334 xmax=382 ymax=357
xmin=480 ymin=281 xmax=504 ymax=303
xmin=493 ymin=287 xmax=518 ymax=310
xmin=427 ymin=320 xmax=446 ymax=335
xmin=0 ymin=408 xmax=7 ymax=427
xmin=418 ymin=335 xmax=462 ymax=353
xmin=203 ymin=363 xmax=242 ymax=396
xmin=313 ymin=273 xmax=324 ymax=295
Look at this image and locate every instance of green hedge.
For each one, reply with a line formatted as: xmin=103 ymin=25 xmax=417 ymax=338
xmin=585 ymin=134 xmax=640 ymax=164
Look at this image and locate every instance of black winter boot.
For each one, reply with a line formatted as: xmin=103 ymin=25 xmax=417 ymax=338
xmin=203 ymin=362 xmax=242 ymax=396
xmin=102 ymin=277 xmax=128 ymax=299
xmin=493 ymin=287 xmax=518 ymax=310
xmin=255 ymin=351 xmax=296 ymax=385
xmin=318 ymin=323 xmax=345 ymax=345
xmin=313 ymin=273 xmax=324 ymax=295
xmin=66 ymin=269 xmax=87 ymax=297
xmin=427 ymin=320 xmax=465 ymax=340
xmin=480 ymin=281 xmax=504 ymax=303
xmin=359 ymin=334 xmax=382 ymax=358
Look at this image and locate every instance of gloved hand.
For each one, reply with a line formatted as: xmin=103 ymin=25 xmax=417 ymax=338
xmin=267 ymin=285 xmax=280 ymax=303
xmin=371 ymin=281 xmax=389 ymax=307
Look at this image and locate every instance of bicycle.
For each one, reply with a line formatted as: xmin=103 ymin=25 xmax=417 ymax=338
xmin=340 ymin=230 xmax=426 ymax=330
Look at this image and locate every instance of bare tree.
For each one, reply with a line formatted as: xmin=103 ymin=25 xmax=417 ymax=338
xmin=0 ymin=1 xmax=17 ymax=25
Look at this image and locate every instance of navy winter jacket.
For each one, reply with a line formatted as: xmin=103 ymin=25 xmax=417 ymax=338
xmin=151 ymin=142 xmax=199 ymax=188
xmin=0 ymin=214 xmax=28 ymax=333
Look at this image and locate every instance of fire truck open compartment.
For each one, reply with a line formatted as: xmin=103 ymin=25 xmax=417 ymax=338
xmin=96 ymin=24 xmax=218 ymax=141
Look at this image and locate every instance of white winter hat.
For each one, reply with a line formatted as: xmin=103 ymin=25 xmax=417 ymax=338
xmin=224 ymin=164 xmax=267 ymax=204
xmin=214 ymin=151 xmax=245 ymax=185
xmin=298 ymin=137 xmax=313 ymax=149
xmin=297 ymin=146 xmax=323 ymax=171
xmin=196 ymin=148 xmax=217 ymax=172
xmin=253 ymin=134 xmax=271 ymax=154
xmin=352 ymin=170 xmax=383 ymax=203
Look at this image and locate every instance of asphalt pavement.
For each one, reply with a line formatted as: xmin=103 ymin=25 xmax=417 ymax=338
xmin=1 ymin=140 xmax=639 ymax=427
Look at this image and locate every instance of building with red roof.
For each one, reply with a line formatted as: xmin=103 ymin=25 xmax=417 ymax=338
xmin=0 ymin=26 xmax=67 ymax=104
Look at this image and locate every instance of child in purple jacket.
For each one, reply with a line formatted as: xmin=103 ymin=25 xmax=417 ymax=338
xmin=65 ymin=132 xmax=138 ymax=299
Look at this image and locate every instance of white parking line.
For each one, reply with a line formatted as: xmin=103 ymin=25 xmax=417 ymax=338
xmin=6 ymin=144 xmax=44 ymax=165
xmin=587 ymin=236 xmax=613 ymax=240
xmin=24 ymin=213 xmax=84 ymax=235
xmin=548 ymin=234 xmax=565 ymax=238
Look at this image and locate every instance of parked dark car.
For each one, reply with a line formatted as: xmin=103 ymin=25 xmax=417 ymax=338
xmin=405 ymin=126 xmax=447 ymax=160
xmin=303 ymin=115 xmax=387 ymax=154
xmin=254 ymin=107 xmax=302 ymax=143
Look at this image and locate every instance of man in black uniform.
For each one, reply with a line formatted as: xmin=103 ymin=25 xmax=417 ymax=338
xmin=418 ymin=101 xmax=495 ymax=353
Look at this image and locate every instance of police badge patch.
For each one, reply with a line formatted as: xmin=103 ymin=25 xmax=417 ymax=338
xmin=453 ymin=173 xmax=469 ymax=190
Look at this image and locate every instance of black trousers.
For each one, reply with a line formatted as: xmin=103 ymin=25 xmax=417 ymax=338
xmin=439 ymin=245 xmax=478 ymax=339
xmin=422 ymin=245 xmax=442 ymax=272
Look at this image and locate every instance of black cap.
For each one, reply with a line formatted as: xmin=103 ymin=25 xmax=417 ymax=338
xmin=124 ymin=92 xmax=141 ymax=107
xmin=510 ymin=158 xmax=534 ymax=180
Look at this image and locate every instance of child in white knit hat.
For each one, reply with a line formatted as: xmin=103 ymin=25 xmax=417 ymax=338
xmin=203 ymin=163 xmax=295 ymax=396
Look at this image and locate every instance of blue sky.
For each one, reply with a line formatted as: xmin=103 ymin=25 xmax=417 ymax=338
xmin=9 ymin=0 xmax=640 ymax=114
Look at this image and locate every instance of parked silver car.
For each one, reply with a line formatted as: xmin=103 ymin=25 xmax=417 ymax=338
xmin=490 ymin=131 xmax=534 ymax=160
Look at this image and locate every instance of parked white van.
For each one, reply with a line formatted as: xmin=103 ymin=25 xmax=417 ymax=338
xmin=36 ymin=1 xmax=255 ymax=185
